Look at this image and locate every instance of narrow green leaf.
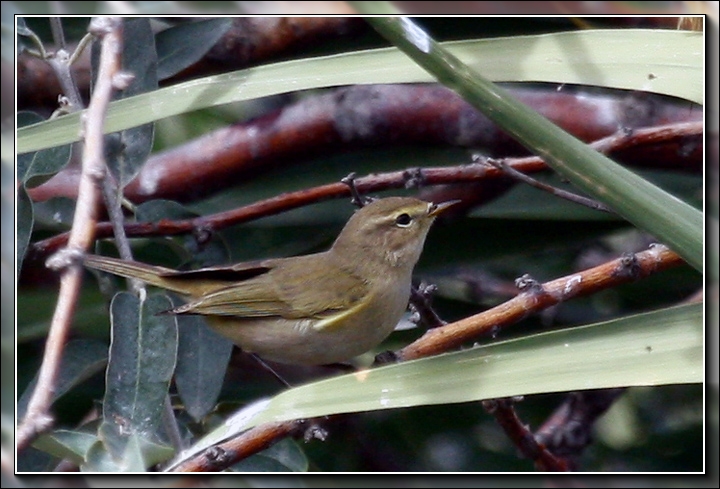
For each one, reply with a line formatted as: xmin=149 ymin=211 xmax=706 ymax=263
xmin=82 ymin=433 xmax=174 ymax=472
xmin=33 ymin=429 xmax=99 ymax=465
xmin=17 ymin=111 xmax=72 ymax=187
xmin=83 ymin=440 xmax=124 ymax=472
xmin=17 ymin=29 xmax=702 ymax=154
xmin=99 ymin=292 xmax=178 ymax=460
xmin=175 ymin=315 xmax=233 ymax=422
xmin=366 ymin=17 xmax=703 ymax=272
xmin=155 ymin=18 xmax=233 ymax=80
xmin=16 ymin=112 xmax=43 ymax=174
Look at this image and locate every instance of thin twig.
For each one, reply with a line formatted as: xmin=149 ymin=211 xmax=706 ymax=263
xmin=46 ymin=17 xmax=83 ymax=112
xmin=534 ymin=389 xmax=626 ymax=461
xmin=92 ymin=31 xmax=185 ymax=457
xmin=101 ymin=173 xmax=145 ymax=294
xmin=20 ymin=27 xmax=48 ymax=59
xmin=29 ymin=119 xmax=703 ymax=262
xmin=26 ymin=86 xmax=702 ymax=204
xmin=68 ymin=32 xmax=94 ymax=66
xmin=409 ymin=282 xmax=447 ymax=329
xmin=16 ymin=17 xmax=123 ymax=452
xmin=482 ymin=399 xmax=570 ymax=472
xmin=250 ymin=353 xmax=292 ymax=388
xmin=49 ymin=17 xmax=66 ymax=49
xmin=483 ymin=398 xmax=570 ymax=471
xmin=480 ymin=156 xmax=613 ymax=213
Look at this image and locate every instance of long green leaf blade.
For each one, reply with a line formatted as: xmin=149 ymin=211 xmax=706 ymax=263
xmin=17 ymin=29 xmax=701 ymax=154
xmin=256 ymin=303 xmax=702 ymax=423
xmin=179 ymin=303 xmax=701 ymax=458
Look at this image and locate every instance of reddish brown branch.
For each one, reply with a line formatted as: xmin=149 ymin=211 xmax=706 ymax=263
xmin=397 ymin=244 xmax=686 ymax=361
xmin=26 ymin=119 xmax=703 ymax=268
xmin=169 ymin=420 xmax=300 ymax=472
xmin=483 ymin=399 xmax=571 ymax=471
xmin=25 ymin=161 xmax=517 ymax=262
xmin=27 ymin=85 xmax=702 ymax=204
xmin=182 ymin=17 xmax=365 ymax=78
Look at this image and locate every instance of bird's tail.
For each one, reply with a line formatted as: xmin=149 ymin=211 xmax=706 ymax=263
xmin=84 ymin=254 xmax=196 ymax=295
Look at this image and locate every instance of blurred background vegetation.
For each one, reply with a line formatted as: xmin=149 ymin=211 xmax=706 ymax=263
xmin=5 ymin=0 xmax=717 ymax=484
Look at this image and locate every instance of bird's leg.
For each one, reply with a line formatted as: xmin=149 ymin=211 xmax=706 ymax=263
xmin=250 ymin=353 xmax=292 ymax=388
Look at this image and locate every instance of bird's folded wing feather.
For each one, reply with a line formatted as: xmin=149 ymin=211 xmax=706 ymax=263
xmin=170 ymin=254 xmax=369 ymax=322
xmin=158 ymin=259 xmax=271 ymax=282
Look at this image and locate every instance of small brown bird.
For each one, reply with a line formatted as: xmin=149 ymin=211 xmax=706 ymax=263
xmin=84 ymin=197 xmax=455 ymax=365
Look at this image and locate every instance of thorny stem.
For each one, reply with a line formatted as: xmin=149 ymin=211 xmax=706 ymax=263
xmin=168 ymin=420 xmax=301 ymax=472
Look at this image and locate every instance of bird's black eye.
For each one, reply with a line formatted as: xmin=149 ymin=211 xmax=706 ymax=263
xmin=395 ymin=213 xmax=412 ymax=227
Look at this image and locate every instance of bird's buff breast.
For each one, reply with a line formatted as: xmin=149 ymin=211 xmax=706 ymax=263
xmin=204 ymin=285 xmax=410 ymax=365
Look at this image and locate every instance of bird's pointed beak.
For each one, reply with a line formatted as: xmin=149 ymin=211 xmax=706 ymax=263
xmin=428 ymin=199 xmax=462 ymax=217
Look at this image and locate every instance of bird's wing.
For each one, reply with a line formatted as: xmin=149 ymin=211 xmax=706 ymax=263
xmin=170 ymin=254 xmax=369 ymax=324
xmin=158 ymin=259 xmax=270 ymax=281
